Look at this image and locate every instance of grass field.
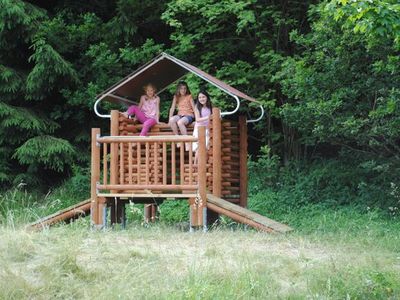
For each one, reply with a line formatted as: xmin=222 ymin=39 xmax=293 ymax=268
xmin=1 ymin=206 xmax=400 ymax=299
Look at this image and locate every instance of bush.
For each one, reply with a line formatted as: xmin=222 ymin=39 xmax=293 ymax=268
xmin=248 ymin=153 xmax=400 ymax=218
xmin=159 ymin=200 xmax=189 ymax=224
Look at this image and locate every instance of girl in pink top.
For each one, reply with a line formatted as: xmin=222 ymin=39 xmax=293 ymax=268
xmin=192 ymin=90 xmax=212 ymax=164
xmin=123 ymin=83 xmax=160 ymax=136
xmin=168 ymin=81 xmax=196 ymax=135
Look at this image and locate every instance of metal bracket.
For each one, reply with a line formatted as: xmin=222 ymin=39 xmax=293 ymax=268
xmin=94 ymin=97 xmax=111 ymax=119
xmin=246 ymin=104 xmax=265 ymax=123
xmin=220 ymin=95 xmax=240 ymax=118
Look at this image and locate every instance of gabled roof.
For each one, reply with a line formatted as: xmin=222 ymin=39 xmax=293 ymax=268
xmin=96 ymin=52 xmax=257 ymax=106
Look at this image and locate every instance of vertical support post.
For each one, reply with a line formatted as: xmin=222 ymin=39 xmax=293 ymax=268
xmin=128 ymin=143 xmax=133 ymax=184
xmin=91 ymin=128 xmax=101 ymax=226
xmin=171 ymin=142 xmax=176 ymax=185
xmin=121 ymin=203 xmax=126 ymax=229
xmin=110 ymin=199 xmax=116 ymax=224
xmin=110 ymin=110 xmax=120 ymax=224
xmin=212 ymin=108 xmax=222 ymax=196
xmin=103 ymin=143 xmax=108 ymax=185
xmin=189 ymin=197 xmax=198 ymax=231
xmin=154 ymin=142 xmax=159 ymax=184
xmin=151 ymin=204 xmax=156 ymax=222
xmin=144 ymin=204 xmax=151 ymax=223
xmin=210 ymin=108 xmax=222 ymax=225
xmin=163 ymin=142 xmax=167 ymax=185
xmin=197 ymin=126 xmax=207 ymax=228
xmin=145 ymin=142 xmax=149 ymax=185
xmin=116 ymin=201 xmax=125 ymax=225
xmin=239 ymin=115 xmax=248 ymax=208
xmin=137 ymin=142 xmax=141 ymax=184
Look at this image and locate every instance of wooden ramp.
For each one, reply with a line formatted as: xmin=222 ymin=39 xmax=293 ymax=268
xmin=207 ymin=194 xmax=292 ymax=233
xmin=28 ymin=199 xmax=91 ymax=230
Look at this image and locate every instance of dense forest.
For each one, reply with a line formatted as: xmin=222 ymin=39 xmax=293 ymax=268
xmin=1 ymin=0 xmax=399 ymax=211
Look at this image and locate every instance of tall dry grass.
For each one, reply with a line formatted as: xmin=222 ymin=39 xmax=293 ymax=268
xmin=1 ymin=187 xmax=400 ymax=299
xmin=1 ymin=221 xmax=399 ymax=299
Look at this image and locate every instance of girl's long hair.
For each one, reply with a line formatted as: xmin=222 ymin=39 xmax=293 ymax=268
xmin=196 ymin=90 xmax=212 ymax=117
xmin=175 ymin=81 xmax=191 ymax=97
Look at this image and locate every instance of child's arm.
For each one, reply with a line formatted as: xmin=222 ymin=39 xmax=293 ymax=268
xmin=194 ymin=105 xmax=201 ymax=121
xmin=138 ymin=96 xmax=145 ymax=110
xmin=194 ymin=105 xmax=210 ymax=123
xmin=190 ymin=95 xmax=196 ymax=114
xmin=196 ymin=114 xmax=210 ymax=123
xmin=156 ymin=96 xmax=160 ymax=123
xmin=169 ymin=96 xmax=177 ymax=119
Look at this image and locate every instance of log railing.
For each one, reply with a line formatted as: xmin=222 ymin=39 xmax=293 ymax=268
xmin=94 ymin=134 xmax=204 ymax=195
xmin=91 ymin=126 xmax=208 ymax=227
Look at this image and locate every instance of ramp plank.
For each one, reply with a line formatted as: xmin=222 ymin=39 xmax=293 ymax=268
xmin=28 ymin=199 xmax=91 ymax=230
xmin=207 ymin=194 xmax=292 ymax=233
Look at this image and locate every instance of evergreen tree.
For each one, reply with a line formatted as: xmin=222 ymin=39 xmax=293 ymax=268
xmin=0 ymin=0 xmax=77 ymax=186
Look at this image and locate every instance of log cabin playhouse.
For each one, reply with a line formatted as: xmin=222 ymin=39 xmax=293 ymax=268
xmin=90 ymin=53 xmax=291 ymax=233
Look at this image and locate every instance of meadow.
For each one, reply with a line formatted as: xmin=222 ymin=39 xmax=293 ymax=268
xmin=1 ymin=189 xmax=399 ymax=299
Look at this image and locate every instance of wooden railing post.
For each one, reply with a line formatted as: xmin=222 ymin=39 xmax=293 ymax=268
xmin=110 ymin=110 xmax=120 ymax=224
xmin=198 ymin=126 xmax=207 ymax=230
xmin=91 ymin=128 xmax=101 ymax=226
xmin=239 ymin=115 xmax=248 ymax=208
xmin=210 ymin=107 xmax=222 ymax=224
xmin=110 ymin=110 xmax=119 ymax=187
xmin=212 ymin=108 xmax=222 ymax=196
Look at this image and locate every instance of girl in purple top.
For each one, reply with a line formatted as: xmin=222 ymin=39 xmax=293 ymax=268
xmin=123 ymin=83 xmax=160 ymax=136
xmin=192 ymin=90 xmax=212 ymax=163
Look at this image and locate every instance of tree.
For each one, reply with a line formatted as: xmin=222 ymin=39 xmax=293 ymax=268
xmin=0 ymin=0 xmax=168 ymax=187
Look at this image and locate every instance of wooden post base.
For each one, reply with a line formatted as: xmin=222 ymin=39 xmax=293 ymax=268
xmin=144 ymin=204 xmax=157 ymax=223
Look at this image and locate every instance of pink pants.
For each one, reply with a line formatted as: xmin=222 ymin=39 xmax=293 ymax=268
xmin=127 ymin=105 xmax=157 ymax=136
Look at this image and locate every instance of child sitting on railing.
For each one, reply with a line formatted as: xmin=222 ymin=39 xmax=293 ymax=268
xmin=168 ymin=81 xmax=196 ymax=150
xmin=192 ymin=90 xmax=212 ymax=164
xmin=123 ymin=83 xmax=160 ymax=136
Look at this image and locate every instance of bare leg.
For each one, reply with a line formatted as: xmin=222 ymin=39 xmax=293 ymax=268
xmin=169 ymin=115 xmax=181 ymax=135
xmin=177 ymin=117 xmax=190 ymax=150
xmin=177 ymin=117 xmax=189 ymax=135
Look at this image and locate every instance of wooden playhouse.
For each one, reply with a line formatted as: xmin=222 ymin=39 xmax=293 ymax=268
xmin=89 ymin=53 xmax=290 ymax=232
xmin=30 ymin=53 xmax=291 ymax=233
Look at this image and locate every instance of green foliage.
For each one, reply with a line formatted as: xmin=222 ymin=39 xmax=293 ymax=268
xmin=0 ymin=0 xmax=168 ymax=186
xmin=13 ymin=135 xmax=76 ymax=172
xmin=26 ymin=38 xmax=78 ymax=100
xmin=248 ymin=153 xmax=400 ymax=219
xmin=159 ymin=200 xmax=189 ymax=224
xmin=56 ymin=165 xmax=90 ymax=197
xmin=326 ymin=0 xmax=400 ymax=49
xmin=0 ymin=103 xmax=58 ymax=139
xmin=277 ymin=0 xmax=400 ymax=159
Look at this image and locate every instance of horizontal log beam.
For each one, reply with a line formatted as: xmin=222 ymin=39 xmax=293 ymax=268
xmin=97 ymin=184 xmax=198 ymax=191
xmin=98 ymin=135 xmax=197 ymax=143
xmin=98 ymin=193 xmax=196 ymax=198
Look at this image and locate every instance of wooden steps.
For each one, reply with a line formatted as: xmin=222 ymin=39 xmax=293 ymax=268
xmin=27 ymin=199 xmax=91 ymax=230
xmin=206 ymin=194 xmax=292 ymax=233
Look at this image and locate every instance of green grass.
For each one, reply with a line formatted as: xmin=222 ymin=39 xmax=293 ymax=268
xmin=0 ymin=187 xmax=87 ymax=226
xmin=0 ymin=207 xmax=399 ymax=299
xmin=0 ymin=222 xmax=399 ymax=299
xmin=1 ymin=187 xmax=400 ymax=299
